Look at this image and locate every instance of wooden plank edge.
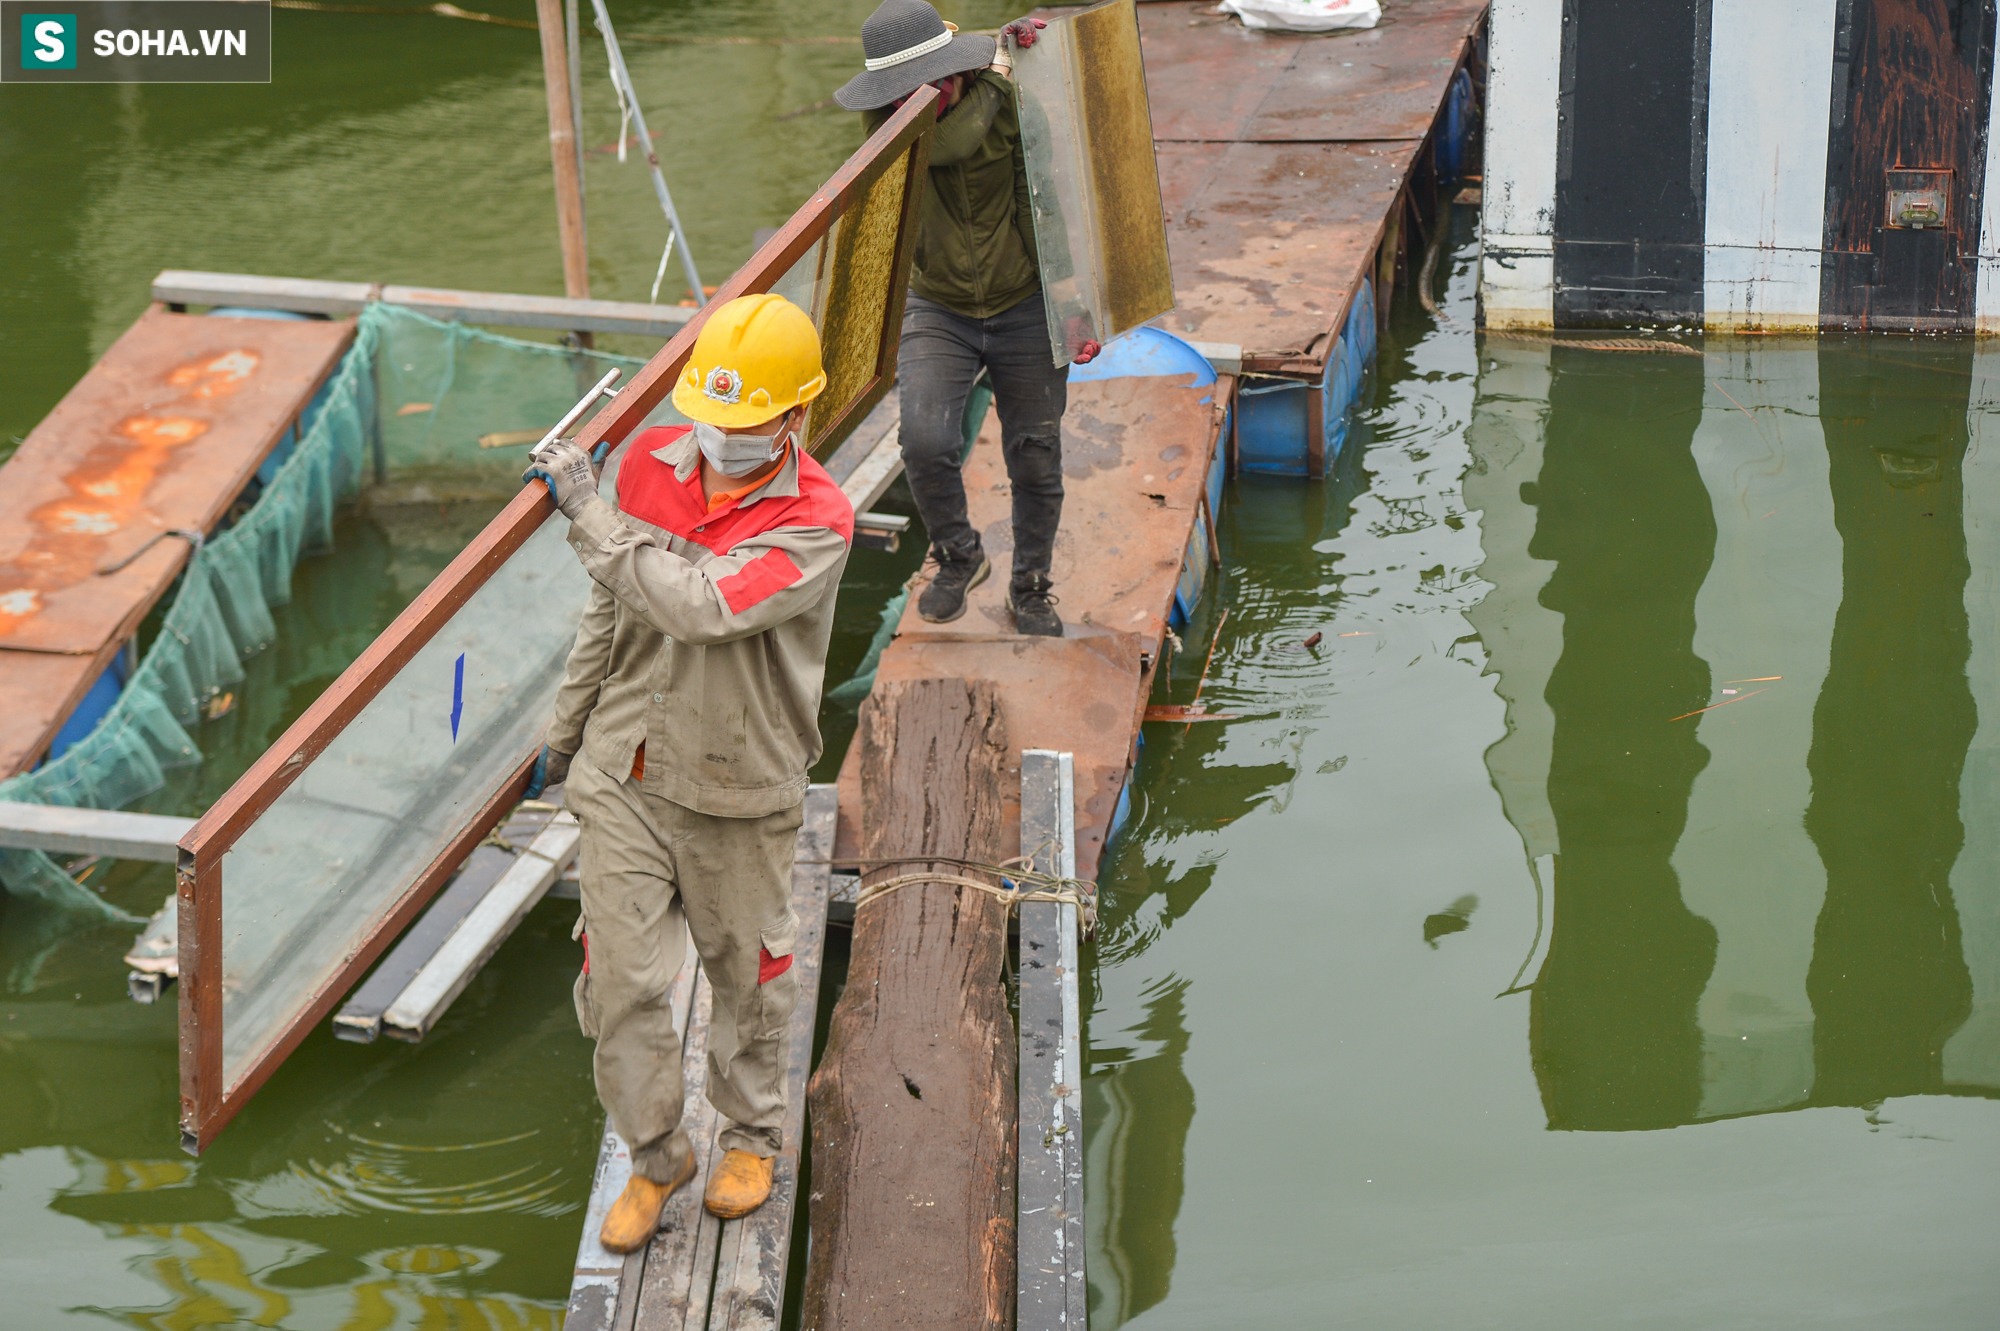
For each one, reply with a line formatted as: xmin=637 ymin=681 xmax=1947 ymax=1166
xmin=331 ymin=840 xmax=525 ymax=1041
xmin=707 ymin=783 xmax=837 ymax=1331
xmin=154 ymin=270 xmax=701 ymax=335
xmin=567 ymin=954 xmax=702 ymax=1331
xmin=0 ymin=801 xmax=194 ymax=863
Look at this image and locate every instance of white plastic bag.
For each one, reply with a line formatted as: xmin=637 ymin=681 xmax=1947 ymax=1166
xmin=1220 ymin=0 xmax=1380 ymax=32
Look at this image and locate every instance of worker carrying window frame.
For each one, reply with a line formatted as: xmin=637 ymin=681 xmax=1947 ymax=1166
xmin=521 ymin=294 xmax=854 ymax=1252
xmin=836 ymin=0 xmax=1095 ymax=636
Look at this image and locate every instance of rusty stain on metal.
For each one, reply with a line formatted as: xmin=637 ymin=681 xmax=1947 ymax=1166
xmin=0 ymin=307 xmax=353 ymax=775
xmin=1106 ymin=0 xmax=1485 ymax=369
xmin=1821 ymin=0 xmax=1994 ymax=329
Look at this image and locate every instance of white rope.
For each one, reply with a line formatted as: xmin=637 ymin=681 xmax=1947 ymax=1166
xmin=650 ymin=229 xmax=677 ymax=304
xmin=863 ymin=27 xmax=952 ymax=70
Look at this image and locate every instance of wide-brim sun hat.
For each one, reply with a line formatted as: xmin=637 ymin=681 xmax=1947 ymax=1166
xmin=834 ymin=0 xmax=997 ymax=112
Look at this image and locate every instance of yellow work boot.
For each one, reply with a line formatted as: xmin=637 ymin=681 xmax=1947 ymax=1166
xmin=599 ymin=1153 xmax=695 ymax=1254
xmin=703 ymin=1149 xmax=774 ymax=1219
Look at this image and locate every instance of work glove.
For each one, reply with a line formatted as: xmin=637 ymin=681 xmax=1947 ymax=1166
xmin=1002 ymin=16 xmax=1047 ymax=47
xmin=525 ymin=744 xmax=572 ymax=799
xmin=1062 ymin=313 xmax=1102 ymax=364
xmin=523 ymin=437 xmax=597 ymax=518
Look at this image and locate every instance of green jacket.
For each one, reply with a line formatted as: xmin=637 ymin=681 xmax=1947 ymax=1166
xmin=866 ymin=70 xmax=1040 ymax=319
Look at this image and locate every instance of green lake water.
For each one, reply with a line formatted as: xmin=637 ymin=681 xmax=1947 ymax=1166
xmin=5 ymin=9 xmax=1999 ymax=1328
xmin=1091 ymin=216 xmax=2000 ymax=1327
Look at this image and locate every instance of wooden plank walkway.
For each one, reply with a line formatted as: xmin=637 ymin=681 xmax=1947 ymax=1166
xmin=565 ymin=9 xmax=1488 ymax=1324
xmin=565 ymin=783 xmax=836 ymax=1331
xmin=0 ymin=306 xmax=355 ymax=777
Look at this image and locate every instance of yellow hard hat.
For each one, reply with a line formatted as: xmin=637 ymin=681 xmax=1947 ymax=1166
xmin=672 ymin=293 xmax=828 ymax=428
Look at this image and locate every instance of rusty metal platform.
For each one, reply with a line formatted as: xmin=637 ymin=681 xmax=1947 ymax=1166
xmin=0 ymin=306 xmax=354 ymax=777
xmin=1131 ymin=0 xmax=1487 ymax=369
xmin=835 ymin=367 xmax=1229 ymax=880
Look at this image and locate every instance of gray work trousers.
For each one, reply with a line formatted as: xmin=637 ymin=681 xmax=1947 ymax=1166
xmin=897 ymin=289 xmax=1068 ymax=588
xmin=566 ymin=751 xmax=804 ymax=1182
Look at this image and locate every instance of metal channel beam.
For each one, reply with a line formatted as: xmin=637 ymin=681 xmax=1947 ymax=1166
xmin=1018 ymin=749 xmax=1087 ymax=1330
xmin=380 ymin=812 xmax=581 ymax=1041
xmin=0 ymin=801 xmax=193 ymax=863
xmin=331 ymin=804 xmax=558 ymax=1042
xmin=153 ymin=270 xmax=698 ymax=337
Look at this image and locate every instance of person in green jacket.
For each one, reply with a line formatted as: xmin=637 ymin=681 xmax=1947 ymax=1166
xmin=835 ymin=0 xmax=1095 ymax=635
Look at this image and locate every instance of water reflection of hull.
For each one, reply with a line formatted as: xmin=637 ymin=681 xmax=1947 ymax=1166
xmin=3 ymin=902 xmax=591 ymax=1325
xmin=1470 ymin=337 xmax=1998 ymax=1132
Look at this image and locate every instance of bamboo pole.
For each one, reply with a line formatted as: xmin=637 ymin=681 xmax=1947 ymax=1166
xmin=536 ymin=0 xmax=590 ymax=309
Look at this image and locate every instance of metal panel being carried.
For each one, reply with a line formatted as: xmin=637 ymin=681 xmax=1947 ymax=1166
xmin=1015 ymin=0 xmax=1174 ymax=365
xmin=173 ymin=89 xmax=940 ymax=1153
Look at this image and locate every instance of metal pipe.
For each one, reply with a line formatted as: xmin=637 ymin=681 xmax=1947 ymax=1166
xmin=589 ymin=0 xmax=705 ymax=303
xmin=538 ymin=367 xmax=624 ymax=451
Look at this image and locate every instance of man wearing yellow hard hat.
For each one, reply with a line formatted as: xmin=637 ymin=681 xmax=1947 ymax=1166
xmin=520 ymin=293 xmax=853 ymax=1252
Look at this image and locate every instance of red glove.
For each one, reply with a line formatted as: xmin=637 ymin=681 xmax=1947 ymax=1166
xmin=1003 ymin=16 xmax=1048 ymax=47
xmin=1073 ymin=339 xmax=1102 ymax=364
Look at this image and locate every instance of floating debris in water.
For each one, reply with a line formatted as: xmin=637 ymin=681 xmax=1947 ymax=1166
xmin=1668 ymin=687 xmax=1768 ymax=723
xmin=396 ymin=402 xmax=434 ymax=416
xmin=1424 ymin=894 xmax=1478 ymax=948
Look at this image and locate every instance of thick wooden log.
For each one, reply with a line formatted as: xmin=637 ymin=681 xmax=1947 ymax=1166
xmin=803 ymin=678 xmax=1016 ymax=1330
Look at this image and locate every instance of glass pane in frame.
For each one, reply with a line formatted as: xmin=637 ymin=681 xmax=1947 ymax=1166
xmin=806 ymin=148 xmax=910 ymax=456
xmin=218 ymin=513 xmax=590 ymax=1086
xmin=1016 ymin=0 xmax=1174 ymax=365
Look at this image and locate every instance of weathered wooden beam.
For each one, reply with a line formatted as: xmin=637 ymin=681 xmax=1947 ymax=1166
xmin=535 ymin=0 xmax=591 ymax=308
xmin=804 ymin=678 xmax=1016 ymax=1331
xmin=0 ymin=801 xmax=193 ymax=863
xmin=151 ymin=270 xmax=697 ymax=336
xmin=1016 ymin=751 xmax=1086 ymax=1331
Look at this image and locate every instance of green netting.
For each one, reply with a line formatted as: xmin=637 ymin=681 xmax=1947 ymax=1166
xmin=0 ymin=304 xmax=645 ymax=918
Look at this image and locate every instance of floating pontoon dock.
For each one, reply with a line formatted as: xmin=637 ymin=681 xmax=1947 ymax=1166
xmin=67 ymin=4 xmax=1492 ymax=1322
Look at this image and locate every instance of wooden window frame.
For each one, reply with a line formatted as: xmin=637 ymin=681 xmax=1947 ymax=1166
xmin=174 ymin=90 xmax=938 ymax=1154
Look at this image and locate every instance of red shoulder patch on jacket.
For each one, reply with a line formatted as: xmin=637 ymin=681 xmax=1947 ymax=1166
xmin=794 ymin=450 xmax=856 ymax=544
xmin=718 ymin=548 xmax=804 ymax=614
xmin=614 ymin=426 xmax=701 ymax=536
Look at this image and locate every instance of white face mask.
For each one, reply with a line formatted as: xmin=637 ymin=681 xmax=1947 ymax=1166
xmin=693 ymin=419 xmax=792 ymax=478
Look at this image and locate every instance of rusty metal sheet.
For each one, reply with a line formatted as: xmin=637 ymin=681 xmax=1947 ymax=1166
xmin=0 ymin=651 xmax=104 ymax=779
xmin=1240 ymin=0 xmax=1484 ymax=142
xmin=835 ymin=372 xmax=1223 ymax=878
xmin=1128 ymin=1 xmax=1300 ymax=142
xmin=0 ymin=307 xmax=355 ymax=654
xmin=1130 ymin=0 xmax=1483 ymax=143
xmin=1158 ymin=138 xmax=1414 ymax=358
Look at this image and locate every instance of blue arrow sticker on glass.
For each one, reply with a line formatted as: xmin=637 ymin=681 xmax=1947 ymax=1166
xmin=451 ymin=653 xmax=465 ymax=741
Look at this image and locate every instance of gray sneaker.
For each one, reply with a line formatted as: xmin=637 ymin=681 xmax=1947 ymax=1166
xmin=918 ymin=552 xmax=991 ymax=623
xmin=1007 ymin=574 xmax=1062 ymax=637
